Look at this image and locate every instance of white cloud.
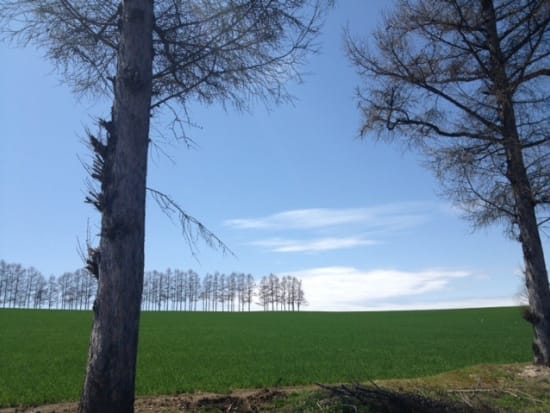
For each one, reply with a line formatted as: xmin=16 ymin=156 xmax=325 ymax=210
xmin=252 ymin=237 xmax=378 ymax=253
xmin=225 ymin=203 xmax=445 ymax=254
xmin=225 ymin=208 xmax=367 ymax=230
xmin=224 ymin=202 xmax=436 ymax=232
xmin=286 ymin=266 xmax=482 ymax=311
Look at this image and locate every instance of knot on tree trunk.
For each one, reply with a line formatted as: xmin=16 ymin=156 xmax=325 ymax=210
xmin=122 ymin=65 xmax=144 ymax=90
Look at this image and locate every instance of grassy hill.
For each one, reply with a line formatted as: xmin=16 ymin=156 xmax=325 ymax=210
xmin=0 ymin=307 xmax=532 ymax=407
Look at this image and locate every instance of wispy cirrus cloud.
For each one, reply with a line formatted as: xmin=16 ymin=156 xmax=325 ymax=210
xmin=224 ymin=202 xmax=436 ymax=232
xmin=224 ymin=202 xmax=441 ymax=253
xmin=225 ymin=208 xmax=369 ymax=230
xmin=252 ymin=236 xmax=378 ymax=253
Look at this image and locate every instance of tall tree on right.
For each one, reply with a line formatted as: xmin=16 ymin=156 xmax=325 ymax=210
xmin=347 ymin=0 xmax=549 ymax=364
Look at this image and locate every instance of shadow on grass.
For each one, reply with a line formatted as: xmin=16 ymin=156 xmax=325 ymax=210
xmin=318 ymin=382 xmax=494 ymax=413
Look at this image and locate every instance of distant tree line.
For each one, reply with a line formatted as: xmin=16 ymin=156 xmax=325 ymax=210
xmin=141 ymin=270 xmax=256 ymax=312
xmin=0 ymin=260 xmax=306 ymax=311
xmin=0 ymin=260 xmax=95 ymax=310
xmin=257 ymin=274 xmax=307 ymax=311
xmin=142 ymin=270 xmax=306 ymax=312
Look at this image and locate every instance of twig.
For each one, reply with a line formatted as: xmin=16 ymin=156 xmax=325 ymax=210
xmin=448 ymin=389 xmax=500 ymax=393
xmin=147 ymin=187 xmax=235 ymax=259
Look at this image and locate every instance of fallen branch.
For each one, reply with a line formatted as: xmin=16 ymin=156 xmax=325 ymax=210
xmin=318 ymin=382 xmax=478 ymax=413
xmin=448 ymin=388 xmax=544 ymax=404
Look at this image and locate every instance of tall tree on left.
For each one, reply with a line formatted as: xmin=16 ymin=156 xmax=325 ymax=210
xmin=1 ymin=1 xmax=326 ymax=412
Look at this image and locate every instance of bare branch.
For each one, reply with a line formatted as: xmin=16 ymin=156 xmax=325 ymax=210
xmin=347 ymin=0 xmax=549 ymax=234
xmin=147 ymin=187 xmax=235 ymax=259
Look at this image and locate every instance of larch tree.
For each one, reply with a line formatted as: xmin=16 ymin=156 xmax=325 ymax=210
xmin=47 ymin=275 xmax=59 ymax=310
xmin=1 ymin=0 xmax=327 ymax=411
xmin=346 ymin=0 xmax=550 ymax=364
xmin=245 ymin=273 xmax=255 ymax=311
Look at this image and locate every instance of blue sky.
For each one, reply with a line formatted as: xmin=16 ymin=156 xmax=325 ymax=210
xmin=1 ymin=1 xmax=543 ymax=311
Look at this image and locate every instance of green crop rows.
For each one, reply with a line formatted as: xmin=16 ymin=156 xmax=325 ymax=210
xmin=0 ymin=307 xmax=532 ymax=407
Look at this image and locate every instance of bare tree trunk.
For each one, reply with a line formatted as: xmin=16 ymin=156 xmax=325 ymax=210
xmin=482 ymin=0 xmax=550 ymax=366
xmin=504 ymin=114 xmax=550 ymax=365
xmin=79 ymin=1 xmax=153 ymax=412
xmin=504 ymin=98 xmax=550 ymax=365
xmin=512 ymin=149 xmax=550 ymax=366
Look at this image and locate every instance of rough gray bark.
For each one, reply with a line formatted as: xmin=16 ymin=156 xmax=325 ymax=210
xmin=79 ymin=1 xmax=153 ymax=411
xmin=510 ymin=83 xmax=550 ymax=364
xmin=482 ymin=0 xmax=550 ymax=365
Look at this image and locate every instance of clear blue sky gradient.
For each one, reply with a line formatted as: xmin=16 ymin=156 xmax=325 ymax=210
xmin=1 ymin=1 xmax=544 ymax=310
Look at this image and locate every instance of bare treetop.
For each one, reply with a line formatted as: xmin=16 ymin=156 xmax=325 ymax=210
xmin=2 ymin=0 xmax=120 ymax=95
xmin=2 ymin=0 xmax=324 ymax=109
xmin=347 ymin=0 xmax=549 ymax=233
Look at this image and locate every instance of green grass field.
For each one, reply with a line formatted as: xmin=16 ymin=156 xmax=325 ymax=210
xmin=0 ymin=307 xmax=532 ymax=407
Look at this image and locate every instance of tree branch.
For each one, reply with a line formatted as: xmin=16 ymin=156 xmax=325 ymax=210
xmin=147 ymin=187 xmax=235 ymax=259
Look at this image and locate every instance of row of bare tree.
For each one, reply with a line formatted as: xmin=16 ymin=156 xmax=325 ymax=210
xmin=142 ymin=270 xmax=254 ymax=312
xmin=141 ymin=270 xmax=306 ymax=312
xmin=0 ymin=260 xmax=95 ymax=310
xmin=257 ymin=274 xmax=306 ymax=312
xmin=0 ymin=260 xmax=306 ymax=312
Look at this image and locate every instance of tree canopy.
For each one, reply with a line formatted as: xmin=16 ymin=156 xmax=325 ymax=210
xmin=347 ymin=0 xmax=549 ymax=235
xmin=3 ymin=0 xmax=323 ymax=110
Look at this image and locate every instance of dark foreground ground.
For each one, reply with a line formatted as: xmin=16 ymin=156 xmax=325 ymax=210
xmin=2 ymin=364 xmax=549 ymax=413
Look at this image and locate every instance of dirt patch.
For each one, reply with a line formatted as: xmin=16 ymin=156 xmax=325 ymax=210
xmin=147 ymin=388 xmax=288 ymax=412
xmin=0 ymin=403 xmax=78 ymax=413
xmin=517 ymin=364 xmax=550 ymax=380
xmin=3 ymin=364 xmax=550 ymax=413
xmin=0 ymin=388 xmax=290 ymax=413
